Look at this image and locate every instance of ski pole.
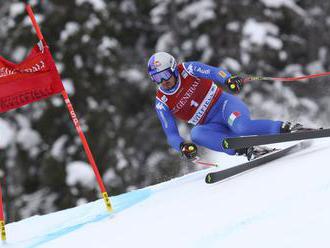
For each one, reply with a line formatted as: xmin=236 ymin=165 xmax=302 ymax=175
xmin=243 ymin=71 xmax=330 ymax=83
xmin=192 ymin=156 xmax=219 ymax=168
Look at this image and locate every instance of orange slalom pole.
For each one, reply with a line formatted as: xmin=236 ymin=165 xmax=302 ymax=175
xmin=0 ymin=184 xmax=6 ymax=241
xmin=62 ymin=91 xmax=112 ymax=211
xmin=24 ymin=2 xmax=112 ymax=211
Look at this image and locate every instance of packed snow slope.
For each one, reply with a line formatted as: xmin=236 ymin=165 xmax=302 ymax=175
xmin=3 ymin=138 xmax=330 ymax=248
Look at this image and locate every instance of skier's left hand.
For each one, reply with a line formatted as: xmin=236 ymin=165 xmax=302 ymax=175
xmin=226 ymin=76 xmax=243 ymax=93
xmin=180 ymin=142 xmax=198 ymax=160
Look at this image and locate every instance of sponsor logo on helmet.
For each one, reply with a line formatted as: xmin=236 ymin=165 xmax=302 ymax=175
xmin=154 ymin=60 xmax=162 ymax=68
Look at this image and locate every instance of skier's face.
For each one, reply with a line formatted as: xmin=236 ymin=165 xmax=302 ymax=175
xmin=160 ymin=75 xmax=176 ymax=90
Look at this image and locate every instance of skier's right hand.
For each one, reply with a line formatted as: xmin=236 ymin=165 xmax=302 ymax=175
xmin=180 ymin=142 xmax=198 ymax=160
xmin=225 ymin=76 xmax=243 ymax=93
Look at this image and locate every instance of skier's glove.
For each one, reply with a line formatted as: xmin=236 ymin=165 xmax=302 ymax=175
xmin=225 ymin=76 xmax=243 ymax=93
xmin=180 ymin=142 xmax=198 ymax=160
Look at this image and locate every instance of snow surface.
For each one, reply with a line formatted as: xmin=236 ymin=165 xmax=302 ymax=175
xmin=2 ymin=138 xmax=330 ymax=248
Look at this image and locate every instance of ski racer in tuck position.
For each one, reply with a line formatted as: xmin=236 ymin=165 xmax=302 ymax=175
xmin=148 ymin=52 xmax=303 ymax=161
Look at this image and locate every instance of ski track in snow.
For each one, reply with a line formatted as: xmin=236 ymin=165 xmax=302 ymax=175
xmin=2 ymin=138 xmax=330 ymax=248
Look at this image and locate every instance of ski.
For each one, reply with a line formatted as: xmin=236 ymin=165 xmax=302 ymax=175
xmin=205 ymin=141 xmax=312 ymax=184
xmin=223 ymin=128 xmax=328 ymax=149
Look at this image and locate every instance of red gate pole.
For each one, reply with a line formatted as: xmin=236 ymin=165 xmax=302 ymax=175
xmin=0 ymin=183 xmax=6 ymax=241
xmin=62 ymin=91 xmax=112 ymax=211
xmin=24 ymin=3 xmax=112 ymax=211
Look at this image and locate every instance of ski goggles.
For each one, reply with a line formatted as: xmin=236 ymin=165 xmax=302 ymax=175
xmin=150 ymin=69 xmax=173 ymax=84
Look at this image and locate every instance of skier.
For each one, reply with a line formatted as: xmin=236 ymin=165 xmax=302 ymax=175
xmin=148 ymin=52 xmax=302 ymax=161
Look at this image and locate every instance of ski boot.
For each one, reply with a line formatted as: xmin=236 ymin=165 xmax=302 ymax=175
xmin=236 ymin=146 xmax=279 ymax=161
xmin=280 ymin=121 xmax=315 ymax=133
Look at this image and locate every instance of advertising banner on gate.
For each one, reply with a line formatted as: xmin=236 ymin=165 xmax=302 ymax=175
xmin=0 ymin=40 xmax=64 ymax=113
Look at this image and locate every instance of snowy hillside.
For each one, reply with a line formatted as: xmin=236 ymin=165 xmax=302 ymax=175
xmin=3 ymin=138 xmax=330 ymax=248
